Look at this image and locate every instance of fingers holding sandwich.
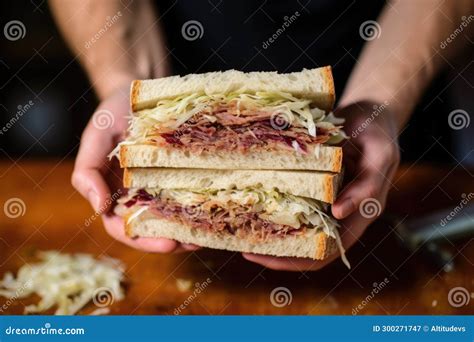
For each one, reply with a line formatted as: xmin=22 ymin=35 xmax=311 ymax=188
xmin=331 ymin=152 xmax=392 ymax=220
xmin=72 ymin=87 xmax=129 ymax=213
xmin=242 ymin=209 xmax=379 ymax=271
xmin=331 ymin=102 xmax=400 ymax=221
xmin=73 ymin=86 xmax=200 ymax=254
xmin=72 ymin=125 xmax=116 ymax=214
xmin=241 ymin=101 xmax=401 ymax=271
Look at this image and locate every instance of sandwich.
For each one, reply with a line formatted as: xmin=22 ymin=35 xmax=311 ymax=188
xmin=112 ymin=67 xmax=346 ymax=171
xmin=111 ymin=66 xmax=349 ymax=266
xmin=115 ymin=168 xmax=348 ymax=264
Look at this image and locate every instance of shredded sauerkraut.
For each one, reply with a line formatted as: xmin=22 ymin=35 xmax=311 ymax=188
xmin=128 ymin=91 xmax=345 ymax=143
xmin=123 ymin=186 xmax=350 ymax=268
xmin=0 ymin=251 xmax=125 ymax=315
xmin=146 ymin=186 xmax=340 ymax=236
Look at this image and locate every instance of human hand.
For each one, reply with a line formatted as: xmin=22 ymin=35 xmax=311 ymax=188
xmin=72 ymin=85 xmax=199 ymax=253
xmin=243 ymin=101 xmax=400 ymax=270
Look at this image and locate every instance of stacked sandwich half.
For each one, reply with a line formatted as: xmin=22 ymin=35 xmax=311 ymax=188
xmin=112 ymin=66 xmax=348 ymax=265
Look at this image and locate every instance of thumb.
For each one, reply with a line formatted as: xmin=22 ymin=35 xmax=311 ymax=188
xmin=71 ymin=167 xmax=110 ymax=213
xmin=72 ymin=123 xmax=115 ymax=213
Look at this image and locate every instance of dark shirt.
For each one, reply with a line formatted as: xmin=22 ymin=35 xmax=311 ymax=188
xmin=157 ymin=0 xmax=386 ymax=99
xmin=155 ymin=0 xmax=455 ymax=163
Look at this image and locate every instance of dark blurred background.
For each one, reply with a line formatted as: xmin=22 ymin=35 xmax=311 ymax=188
xmin=0 ymin=0 xmax=473 ymax=165
xmin=0 ymin=1 xmax=95 ymax=159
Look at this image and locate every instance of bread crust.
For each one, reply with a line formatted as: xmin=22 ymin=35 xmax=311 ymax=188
xmin=320 ymin=66 xmax=336 ymax=110
xmin=315 ymin=233 xmax=337 ymax=259
xmin=324 ymin=176 xmax=334 ymax=204
xmin=130 ymin=80 xmax=141 ymax=112
xmin=119 ymin=145 xmax=129 ymax=168
xmin=123 ymin=168 xmax=131 ymax=189
xmin=333 ymin=147 xmax=343 ymax=173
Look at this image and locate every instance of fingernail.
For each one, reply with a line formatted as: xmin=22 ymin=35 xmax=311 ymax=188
xmin=88 ymin=190 xmax=100 ymax=212
xmin=338 ymin=198 xmax=354 ymax=218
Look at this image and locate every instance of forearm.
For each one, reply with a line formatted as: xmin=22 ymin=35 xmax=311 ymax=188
xmin=339 ymin=0 xmax=474 ymax=130
xmin=49 ymin=0 xmax=169 ymax=99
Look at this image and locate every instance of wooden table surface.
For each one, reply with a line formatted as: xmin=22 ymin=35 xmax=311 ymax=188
xmin=0 ymin=160 xmax=473 ymax=315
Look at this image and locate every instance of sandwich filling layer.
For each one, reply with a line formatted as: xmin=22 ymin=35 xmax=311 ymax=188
xmin=116 ymin=187 xmax=340 ymax=242
xmin=116 ymin=187 xmax=349 ymax=266
xmin=112 ymin=92 xmax=346 ymax=156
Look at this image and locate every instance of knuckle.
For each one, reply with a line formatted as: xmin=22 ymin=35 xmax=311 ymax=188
xmin=364 ymin=185 xmax=379 ymax=200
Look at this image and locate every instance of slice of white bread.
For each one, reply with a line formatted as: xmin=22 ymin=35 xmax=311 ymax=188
xmin=125 ymin=214 xmax=337 ymax=260
xmin=119 ymin=144 xmax=342 ymax=172
xmin=123 ymin=168 xmax=342 ymax=204
xmin=131 ymin=66 xmax=335 ymax=112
